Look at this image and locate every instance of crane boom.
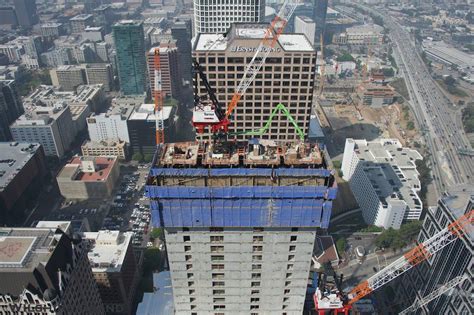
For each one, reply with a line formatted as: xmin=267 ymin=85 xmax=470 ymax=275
xmin=347 ymin=209 xmax=473 ymax=305
xmin=399 ymin=275 xmax=468 ymax=315
xmin=153 ymin=48 xmax=164 ymax=145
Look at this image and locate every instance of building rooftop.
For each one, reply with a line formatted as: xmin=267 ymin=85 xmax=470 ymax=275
xmin=154 ymin=140 xmax=328 ymax=169
xmin=346 ymin=24 xmax=384 ymax=35
xmin=129 ymin=104 xmax=172 ymax=121
xmin=440 ymin=185 xmax=474 ymax=239
xmin=0 ymin=142 xmax=41 ymax=190
xmin=194 ymin=23 xmax=314 ymax=52
xmin=70 ymin=14 xmax=93 ymax=21
xmin=82 ymin=139 xmax=127 ymax=149
xmin=82 ymin=231 xmax=132 ymax=272
xmin=349 ymin=138 xmax=423 ymax=211
xmin=57 ymin=156 xmax=117 ymax=182
xmin=422 ymin=40 xmax=474 ymax=69
xmin=114 ymin=20 xmax=143 ymax=27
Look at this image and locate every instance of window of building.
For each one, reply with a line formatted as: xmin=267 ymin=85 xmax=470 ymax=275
xmin=251 ymin=305 xmax=259 ymax=310
xmin=212 ymin=273 xmax=225 ymax=280
xmin=211 ymin=255 xmax=224 ymax=261
xmin=190 ymin=297 xmax=196 ymax=303
xmin=189 ymin=289 xmax=195 ymax=295
xmin=253 ymin=246 xmax=263 ymax=252
xmin=252 ymin=273 xmax=261 ymax=279
xmin=210 ymin=236 xmax=224 ymax=243
xmin=212 ymin=264 xmax=224 ymax=270
xmin=253 ymin=227 xmax=264 ymax=232
xmin=283 ymin=297 xmax=289 ymax=302
xmin=188 ymin=281 xmax=194 ymax=287
xmin=251 ymin=297 xmax=260 ymax=303
xmin=285 ymin=281 xmax=291 ymax=286
xmin=187 ymin=273 xmax=194 ymax=279
xmin=212 ymin=281 xmax=225 ymax=287
xmin=252 ymin=264 xmax=262 ymax=270
xmin=183 ymin=236 xmax=190 ymax=242
xmin=185 ymin=245 xmax=191 ymax=252
xmin=289 ymin=245 xmax=296 ymax=252
xmin=213 ymin=298 xmax=225 ymax=303
xmin=287 ymin=264 xmax=293 ymax=270
xmin=185 ymin=255 xmax=192 ymax=261
xmin=251 ymin=281 xmax=261 ymax=287
xmin=211 ymin=246 xmax=224 ymax=253
xmin=284 ymin=289 xmax=290 ymax=294
xmin=252 ymin=255 xmax=262 ymax=261
xmin=288 ymin=255 xmax=295 ymax=261
xmin=213 ymin=290 xmax=225 ymax=295
xmin=186 ymin=264 xmax=193 ymax=270
xmin=214 ymin=305 xmax=225 ymax=310
xmin=251 ymin=290 xmax=260 ymax=295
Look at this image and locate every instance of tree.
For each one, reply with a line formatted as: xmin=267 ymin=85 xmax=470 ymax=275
xmin=443 ymin=76 xmax=456 ymax=86
xmin=132 ymin=152 xmax=144 ymax=162
xmin=143 ymin=153 xmax=154 ymax=163
xmin=150 ymin=227 xmax=164 ymax=241
xmin=383 ymin=68 xmax=395 ymax=77
xmin=336 ymin=238 xmax=347 ymax=254
xmin=143 ymin=248 xmax=161 ymax=273
xmin=407 ymin=121 xmax=415 ymax=130
xmin=337 ymin=52 xmax=355 ymax=62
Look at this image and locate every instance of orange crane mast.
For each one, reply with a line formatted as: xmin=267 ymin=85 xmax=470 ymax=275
xmin=153 ymin=48 xmax=164 ymax=145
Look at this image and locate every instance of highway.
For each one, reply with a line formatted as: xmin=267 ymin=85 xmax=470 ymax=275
xmin=357 ymin=5 xmax=474 ymax=197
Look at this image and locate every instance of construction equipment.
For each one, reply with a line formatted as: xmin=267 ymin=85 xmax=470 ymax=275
xmin=192 ymin=0 xmax=300 ymax=135
xmin=314 ymin=209 xmax=473 ymax=314
xmin=399 ymin=274 xmax=469 ymax=315
xmin=153 ymin=48 xmax=164 ymax=145
xmin=230 ymin=103 xmax=305 ymax=140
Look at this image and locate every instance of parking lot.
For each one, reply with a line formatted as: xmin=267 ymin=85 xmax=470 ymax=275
xmin=47 ymin=162 xmax=152 ymax=247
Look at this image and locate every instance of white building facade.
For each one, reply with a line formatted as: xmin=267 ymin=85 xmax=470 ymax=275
xmin=86 ymin=105 xmax=133 ymax=143
xmin=193 ymin=0 xmax=265 ymax=34
xmin=342 ymin=138 xmax=423 ymax=229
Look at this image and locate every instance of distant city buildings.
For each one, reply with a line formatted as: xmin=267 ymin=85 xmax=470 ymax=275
xmin=381 ymin=185 xmax=473 ymax=314
xmin=342 ymin=138 xmax=423 ymax=229
xmin=50 ymin=64 xmax=113 ymax=92
xmin=127 ymin=104 xmax=174 ymax=156
xmin=193 ymin=23 xmax=316 ymax=140
xmin=171 ymin=19 xmax=193 ymax=85
xmin=70 ymin=14 xmax=94 ymax=34
xmin=40 ymin=23 xmax=64 ymax=39
xmin=0 ymin=142 xmax=46 ymax=225
xmin=81 ymin=139 xmax=128 ymax=159
xmin=87 ymin=102 xmax=134 ymax=143
xmin=10 ymin=102 xmax=75 ymax=158
xmin=13 ymin=0 xmax=38 ymax=28
xmin=193 ymin=0 xmax=265 ymax=34
xmin=50 ymin=65 xmax=87 ymax=91
xmin=0 ymin=80 xmax=23 ymax=141
xmin=357 ymin=83 xmax=395 ymax=107
xmin=148 ymin=43 xmax=181 ymax=99
xmin=333 ymin=24 xmax=384 ymax=46
xmin=113 ymin=20 xmax=146 ymax=95
xmin=0 ymin=225 xmax=105 ymax=314
xmin=57 ymin=156 xmax=119 ymax=199
xmin=295 ymin=16 xmax=316 ymax=46
xmin=83 ymin=230 xmax=139 ymax=315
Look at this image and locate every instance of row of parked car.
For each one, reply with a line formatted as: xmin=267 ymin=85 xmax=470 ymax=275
xmin=130 ymin=203 xmax=151 ymax=246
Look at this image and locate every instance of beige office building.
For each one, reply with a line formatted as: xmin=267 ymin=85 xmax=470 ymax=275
xmin=193 ymin=23 xmax=316 ymax=141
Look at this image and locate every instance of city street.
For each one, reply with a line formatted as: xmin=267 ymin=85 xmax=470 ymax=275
xmin=359 ymin=5 xmax=474 ymax=198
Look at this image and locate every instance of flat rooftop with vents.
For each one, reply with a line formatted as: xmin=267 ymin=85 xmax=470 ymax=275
xmin=57 ymin=156 xmax=120 ymax=200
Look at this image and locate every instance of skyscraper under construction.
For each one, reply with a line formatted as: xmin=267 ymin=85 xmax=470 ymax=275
xmin=146 ymin=139 xmax=337 ymax=314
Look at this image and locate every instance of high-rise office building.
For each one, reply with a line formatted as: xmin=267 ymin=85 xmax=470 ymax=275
xmin=148 ymin=43 xmax=181 ymax=99
xmin=0 ymin=226 xmax=105 ymax=314
xmin=171 ymin=19 xmax=193 ymax=86
xmin=377 ymin=185 xmax=473 ymax=314
xmin=145 ymin=140 xmax=337 ymax=314
xmin=193 ymin=23 xmax=316 ymax=140
xmin=193 ymin=0 xmax=265 ymax=34
xmin=0 ymin=80 xmax=23 ymax=141
xmin=313 ymin=0 xmax=329 ymax=41
xmin=70 ymin=14 xmax=94 ymax=33
xmin=294 ymin=16 xmax=316 ymax=46
xmin=50 ymin=65 xmax=87 ymax=91
xmin=13 ymin=0 xmax=38 ymax=28
xmin=83 ymin=230 xmax=139 ymax=315
xmin=341 ymin=138 xmax=423 ymax=229
xmin=0 ymin=142 xmax=46 ymax=225
xmin=113 ymin=20 xmax=147 ymax=95
xmin=11 ymin=103 xmax=75 ymax=158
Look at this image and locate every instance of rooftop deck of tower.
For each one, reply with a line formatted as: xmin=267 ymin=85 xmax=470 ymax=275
xmin=146 ymin=140 xmax=337 ymax=229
